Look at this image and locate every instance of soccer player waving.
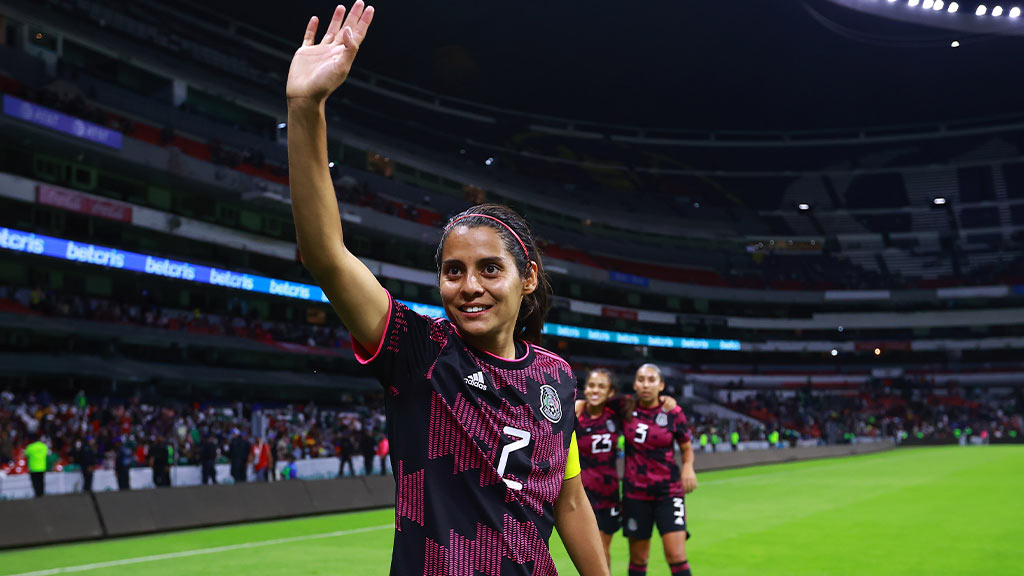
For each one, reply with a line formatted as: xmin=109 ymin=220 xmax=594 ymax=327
xmin=286 ymin=4 xmax=608 ymax=574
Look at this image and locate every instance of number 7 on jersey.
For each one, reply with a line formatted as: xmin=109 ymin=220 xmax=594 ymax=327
xmin=497 ymin=426 xmax=531 ymax=490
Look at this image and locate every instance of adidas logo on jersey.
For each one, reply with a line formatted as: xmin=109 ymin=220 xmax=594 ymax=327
xmin=464 ymin=371 xmax=487 ymax=391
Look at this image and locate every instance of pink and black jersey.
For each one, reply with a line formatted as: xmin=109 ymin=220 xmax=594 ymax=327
xmin=623 ymin=404 xmax=691 ymax=501
xmin=576 ymin=406 xmax=621 ymax=509
xmin=354 ymin=294 xmax=578 ymax=576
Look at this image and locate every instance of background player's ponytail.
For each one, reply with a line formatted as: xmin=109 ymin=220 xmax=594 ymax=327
xmin=436 ymin=204 xmax=552 ymax=345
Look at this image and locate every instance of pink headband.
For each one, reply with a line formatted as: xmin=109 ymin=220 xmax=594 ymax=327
xmin=446 ymin=214 xmax=529 ymax=259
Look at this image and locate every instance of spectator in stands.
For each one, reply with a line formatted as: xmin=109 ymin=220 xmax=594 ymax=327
xmin=360 ymin=430 xmax=376 ymax=476
xmin=336 ymin=430 xmax=355 ymax=477
xmin=75 ymin=436 xmax=98 ymax=492
xmin=282 ymin=454 xmax=298 ymax=480
xmin=251 ymin=436 xmax=272 ymax=482
xmin=376 ymin=434 xmax=389 ymax=476
xmin=149 ymin=436 xmax=171 ymax=488
xmin=115 ymin=437 xmax=132 ymax=490
xmin=200 ymin=434 xmax=218 ymax=485
xmin=274 ymin=433 xmax=291 ymax=480
xmin=25 ymin=433 xmax=50 ymax=498
xmin=0 ymin=427 xmax=13 ymax=465
xmin=229 ymin=429 xmax=250 ymax=483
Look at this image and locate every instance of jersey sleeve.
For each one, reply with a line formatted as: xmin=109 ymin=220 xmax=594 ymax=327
xmin=672 ymin=406 xmax=692 ymax=444
xmin=563 ymin=431 xmax=581 ymax=480
xmin=350 ymin=291 xmax=443 ymax=392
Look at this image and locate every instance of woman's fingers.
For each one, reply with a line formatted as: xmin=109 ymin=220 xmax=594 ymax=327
xmin=302 ymin=16 xmax=319 ymax=47
xmin=344 ymin=0 xmax=365 ymax=32
xmin=322 ymin=4 xmax=347 ymax=44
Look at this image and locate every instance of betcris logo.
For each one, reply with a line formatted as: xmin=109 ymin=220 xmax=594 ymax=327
xmin=269 ymin=279 xmax=311 ymax=300
xmin=145 ymin=256 xmax=196 ymax=280
xmin=0 ymin=228 xmax=45 ymax=254
xmin=66 ymin=241 xmax=126 ymax=268
xmin=210 ymin=269 xmax=255 ymax=291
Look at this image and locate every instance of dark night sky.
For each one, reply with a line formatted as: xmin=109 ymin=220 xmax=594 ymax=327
xmin=221 ymin=0 xmax=1024 ymax=131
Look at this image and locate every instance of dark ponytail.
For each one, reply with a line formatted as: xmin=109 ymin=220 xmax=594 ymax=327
xmin=435 ymin=204 xmax=552 ymax=345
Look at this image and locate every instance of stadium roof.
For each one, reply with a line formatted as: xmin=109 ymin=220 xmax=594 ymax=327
xmin=216 ymin=0 xmax=1024 ymax=132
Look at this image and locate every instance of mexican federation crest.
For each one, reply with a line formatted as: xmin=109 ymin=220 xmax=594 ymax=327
xmin=655 ymin=412 xmax=669 ymax=427
xmin=539 ymin=385 xmax=562 ymax=423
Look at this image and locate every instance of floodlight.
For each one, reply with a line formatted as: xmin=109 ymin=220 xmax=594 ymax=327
xmin=923 ymin=0 xmax=934 ymax=9
xmin=934 ymin=0 xmax=945 ymax=9
xmin=993 ymin=5 xmax=1004 ymax=16
xmin=933 ymin=197 xmax=947 ymax=205
xmin=1011 ymin=7 xmax=1022 ymax=17
xmin=798 ymin=203 xmax=811 ymax=211
xmin=949 ymin=2 xmax=960 ymax=12
xmin=977 ymin=4 xmax=987 ymax=15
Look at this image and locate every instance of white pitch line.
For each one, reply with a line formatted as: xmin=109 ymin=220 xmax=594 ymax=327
xmin=6 ymin=524 xmax=394 ymax=576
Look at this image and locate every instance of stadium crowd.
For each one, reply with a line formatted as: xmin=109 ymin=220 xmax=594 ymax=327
xmin=0 ymin=284 xmax=352 ymax=352
xmin=0 ymin=387 xmax=390 ymax=496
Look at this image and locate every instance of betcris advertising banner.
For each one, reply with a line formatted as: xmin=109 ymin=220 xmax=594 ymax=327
xmin=3 ymin=95 xmax=123 ymax=149
xmin=0 ymin=226 xmax=742 ymax=352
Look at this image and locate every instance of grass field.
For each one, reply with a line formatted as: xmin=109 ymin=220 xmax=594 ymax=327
xmin=2 ymin=446 xmax=1021 ymax=575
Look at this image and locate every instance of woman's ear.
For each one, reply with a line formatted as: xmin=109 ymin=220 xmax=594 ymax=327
xmin=521 ymin=261 xmax=539 ymax=295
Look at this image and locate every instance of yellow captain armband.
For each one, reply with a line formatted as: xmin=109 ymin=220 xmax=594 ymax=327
xmin=563 ymin=431 xmax=581 ymax=480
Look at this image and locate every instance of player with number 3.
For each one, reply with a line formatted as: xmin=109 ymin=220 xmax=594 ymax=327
xmin=623 ymin=364 xmax=698 ymax=576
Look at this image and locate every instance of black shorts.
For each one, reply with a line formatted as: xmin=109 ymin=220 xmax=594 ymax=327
xmin=622 ymin=496 xmax=689 ymax=540
xmin=593 ymin=505 xmax=622 ymax=535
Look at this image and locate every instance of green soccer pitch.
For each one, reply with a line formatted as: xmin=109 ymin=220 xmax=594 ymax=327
xmin=2 ymin=446 xmax=1021 ymax=576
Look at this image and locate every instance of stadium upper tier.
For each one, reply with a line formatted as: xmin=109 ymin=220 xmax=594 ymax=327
xmin=3 ymin=1 xmax=1024 ymax=279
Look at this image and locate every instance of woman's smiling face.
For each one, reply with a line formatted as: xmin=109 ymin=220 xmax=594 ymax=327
xmin=439 ymin=225 xmax=537 ymax=356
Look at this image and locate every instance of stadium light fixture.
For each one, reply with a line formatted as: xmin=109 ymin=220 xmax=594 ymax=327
xmin=933 ymin=197 xmax=947 ymax=205
xmin=485 ymin=157 xmax=495 ymax=166
xmin=277 ymin=122 xmax=287 ymax=129
xmin=993 ymin=5 xmax=1004 ymax=16
xmin=909 ymin=0 xmax=920 ymax=6
xmin=951 ymin=40 xmax=961 ymax=47
xmin=1012 ymin=6 xmax=1022 ymax=17
xmin=977 ymin=4 xmax=987 ymax=15
xmin=934 ymin=0 xmax=945 ymax=10
xmin=949 ymin=2 xmax=960 ymax=11
xmin=831 ymin=349 xmax=839 ymax=357
xmin=798 ymin=203 xmax=811 ymax=211
xmin=923 ymin=0 xmax=934 ymax=9
xmin=328 ymin=161 xmax=335 ymax=168
xmin=874 ymin=348 xmax=882 ymax=356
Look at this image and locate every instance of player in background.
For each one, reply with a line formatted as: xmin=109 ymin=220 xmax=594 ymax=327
xmin=575 ymin=369 xmax=677 ymax=569
xmin=286 ymin=4 xmax=608 ymax=574
xmin=622 ymin=364 xmax=697 ymax=576
xmin=576 ymin=368 xmax=622 ymax=567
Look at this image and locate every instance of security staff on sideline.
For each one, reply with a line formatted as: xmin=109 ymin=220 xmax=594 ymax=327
xmin=25 ymin=434 xmax=50 ymax=498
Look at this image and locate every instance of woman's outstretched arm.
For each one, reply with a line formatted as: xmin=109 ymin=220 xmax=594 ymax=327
xmin=286 ymin=2 xmax=387 ymax=350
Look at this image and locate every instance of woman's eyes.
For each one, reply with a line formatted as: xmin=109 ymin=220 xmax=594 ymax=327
xmin=444 ymin=264 xmax=502 ymax=277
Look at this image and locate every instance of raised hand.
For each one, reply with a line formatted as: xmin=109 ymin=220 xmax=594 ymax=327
xmin=286 ymin=1 xmax=375 ymax=105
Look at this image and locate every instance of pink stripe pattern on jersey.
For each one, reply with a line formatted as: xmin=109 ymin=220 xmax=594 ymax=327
xmin=423 ymin=515 xmax=556 ymax=576
xmin=396 ymin=460 xmax=425 ymax=530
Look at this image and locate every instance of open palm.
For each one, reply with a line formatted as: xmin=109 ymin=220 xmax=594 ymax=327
xmin=286 ymin=1 xmax=375 ymax=104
